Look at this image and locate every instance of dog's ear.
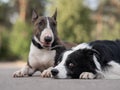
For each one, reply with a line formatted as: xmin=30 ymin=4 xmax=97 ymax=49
xmin=83 ymin=49 xmax=100 ymax=56
xmin=32 ymin=9 xmax=38 ymax=23
xmin=52 ymin=9 xmax=57 ymax=21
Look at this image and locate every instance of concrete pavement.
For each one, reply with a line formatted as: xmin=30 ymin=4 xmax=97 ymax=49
xmin=0 ymin=63 xmax=120 ymax=90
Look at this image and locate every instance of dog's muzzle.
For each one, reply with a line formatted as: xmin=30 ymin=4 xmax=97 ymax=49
xmin=41 ymin=35 xmax=53 ymax=48
xmin=44 ymin=36 xmax=52 ymax=43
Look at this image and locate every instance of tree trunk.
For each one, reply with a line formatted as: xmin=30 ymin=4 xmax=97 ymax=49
xmin=96 ymin=3 xmax=103 ymax=39
xmin=18 ymin=0 xmax=27 ymax=22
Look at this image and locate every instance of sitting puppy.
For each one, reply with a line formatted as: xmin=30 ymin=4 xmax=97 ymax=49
xmin=13 ymin=9 xmax=70 ymax=77
xmin=51 ymin=40 xmax=120 ymax=79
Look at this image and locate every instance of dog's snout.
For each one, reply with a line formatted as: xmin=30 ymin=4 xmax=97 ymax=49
xmin=44 ymin=36 xmax=52 ymax=42
xmin=51 ymin=69 xmax=59 ymax=76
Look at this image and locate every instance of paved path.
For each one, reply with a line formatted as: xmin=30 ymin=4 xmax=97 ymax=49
xmin=0 ymin=62 xmax=120 ymax=90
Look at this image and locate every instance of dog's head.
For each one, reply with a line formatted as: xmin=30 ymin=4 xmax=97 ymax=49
xmin=51 ymin=48 xmax=99 ymax=79
xmin=32 ymin=9 xmax=57 ymax=49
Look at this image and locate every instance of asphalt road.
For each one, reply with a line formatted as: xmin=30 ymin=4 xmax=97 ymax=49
xmin=0 ymin=67 xmax=120 ymax=90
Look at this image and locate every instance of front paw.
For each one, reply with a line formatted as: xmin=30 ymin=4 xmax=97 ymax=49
xmin=13 ymin=66 xmax=29 ymax=77
xmin=13 ymin=70 xmax=27 ymax=77
xmin=41 ymin=67 xmax=53 ymax=78
xmin=79 ymin=72 xmax=95 ymax=79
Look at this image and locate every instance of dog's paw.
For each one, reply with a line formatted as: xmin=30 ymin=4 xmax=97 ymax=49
xmin=41 ymin=67 xmax=53 ymax=78
xmin=41 ymin=70 xmax=52 ymax=78
xmin=13 ymin=66 xmax=29 ymax=78
xmin=13 ymin=70 xmax=27 ymax=77
xmin=79 ymin=72 xmax=95 ymax=79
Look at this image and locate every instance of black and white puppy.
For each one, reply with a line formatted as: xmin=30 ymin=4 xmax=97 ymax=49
xmin=13 ymin=9 xmax=66 ymax=77
xmin=51 ymin=40 xmax=120 ymax=79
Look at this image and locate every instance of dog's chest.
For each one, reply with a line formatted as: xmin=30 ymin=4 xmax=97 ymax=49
xmin=29 ymin=43 xmax=56 ymax=71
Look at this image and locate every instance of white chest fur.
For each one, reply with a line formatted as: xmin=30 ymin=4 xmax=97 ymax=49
xmin=29 ymin=43 xmax=56 ymax=71
xmin=103 ymin=61 xmax=120 ymax=79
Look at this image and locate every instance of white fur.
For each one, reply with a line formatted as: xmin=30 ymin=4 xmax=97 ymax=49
xmin=47 ymin=17 xmax=51 ymax=29
xmin=41 ymin=67 xmax=53 ymax=77
xmin=29 ymin=42 xmax=56 ymax=71
xmin=79 ymin=72 xmax=95 ymax=79
xmin=72 ymin=43 xmax=91 ymax=50
xmin=93 ymin=55 xmax=102 ymax=71
xmin=103 ymin=61 xmax=120 ymax=79
xmin=13 ymin=65 xmax=35 ymax=77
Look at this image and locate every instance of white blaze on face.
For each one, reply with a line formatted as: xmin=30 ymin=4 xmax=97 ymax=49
xmin=54 ymin=50 xmax=74 ymax=79
xmin=53 ymin=43 xmax=92 ymax=78
xmin=40 ymin=17 xmax=54 ymax=45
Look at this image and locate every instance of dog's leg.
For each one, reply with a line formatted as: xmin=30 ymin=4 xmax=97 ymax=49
xmin=41 ymin=67 xmax=53 ymax=78
xmin=13 ymin=64 xmax=36 ymax=77
xmin=79 ymin=72 xmax=96 ymax=79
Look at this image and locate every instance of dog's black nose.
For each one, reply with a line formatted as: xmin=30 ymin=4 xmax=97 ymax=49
xmin=51 ymin=69 xmax=59 ymax=76
xmin=44 ymin=36 xmax=52 ymax=42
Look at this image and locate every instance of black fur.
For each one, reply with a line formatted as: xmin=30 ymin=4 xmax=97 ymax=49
xmin=51 ymin=45 xmax=66 ymax=66
xmin=55 ymin=40 xmax=120 ymax=79
xmin=90 ymin=40 xmax=120 ymax=69
xmin=65 ymin=49 xmax=98 ymax=78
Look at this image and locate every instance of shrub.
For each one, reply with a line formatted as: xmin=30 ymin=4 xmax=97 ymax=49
xmin=9 ymin=20 xmax=32 ymax=61
xmin=0 ymin=26 xmax=10 ymax=60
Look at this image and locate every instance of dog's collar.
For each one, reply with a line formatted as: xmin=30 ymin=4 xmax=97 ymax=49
xmin=32 ymin=37 xmax=43 ymax=49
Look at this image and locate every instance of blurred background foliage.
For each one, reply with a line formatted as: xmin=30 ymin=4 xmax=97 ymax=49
xmin=0 ymin=0 xmax=120 ymax=61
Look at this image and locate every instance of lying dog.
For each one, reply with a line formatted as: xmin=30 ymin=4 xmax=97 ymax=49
xmin=13 ymin=9 xmax=75 ymax=77
xmin=51 ymin=40 xmax=120 ymax=79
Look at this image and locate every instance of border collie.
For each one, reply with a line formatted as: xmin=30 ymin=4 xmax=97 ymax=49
xmin=51 ymin=40 xmax=120 ymax=79
xmin=13 ymin=9 xmax=70 ymax=77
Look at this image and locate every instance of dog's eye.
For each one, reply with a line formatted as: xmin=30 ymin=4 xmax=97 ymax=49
xmin=39 ymin=21 xmax=43 ymax=26
xmin=69 ymin=63 xmax=74 ymax=68
xmin=39 ymin=19 xmax=45 ymax=26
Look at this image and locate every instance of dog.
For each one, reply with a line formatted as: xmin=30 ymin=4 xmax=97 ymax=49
xmin=51 ymin=40 xmax=120 ymax=79
xmin=13 ymin=9 xmax=75 ymax=78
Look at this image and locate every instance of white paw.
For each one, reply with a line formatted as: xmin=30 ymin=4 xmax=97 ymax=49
xmin=41 ymin=67 xmax=53 ymax=78
xmin=13 ymin=70 xmax=27 ymax=77
xmin=79 ymin=72 xmax=95 ymax=79
xmin=13 ymin=65 xmax=29 ymax=78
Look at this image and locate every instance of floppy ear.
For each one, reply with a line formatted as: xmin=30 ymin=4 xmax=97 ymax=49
xmin=52 ymin=9 xmax=57 ymax=21
xmin=32 ymin=9 xmax=38 ymax=23
xmin=83 ymin=49 xmax=100 ymax=56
